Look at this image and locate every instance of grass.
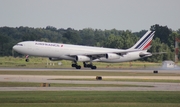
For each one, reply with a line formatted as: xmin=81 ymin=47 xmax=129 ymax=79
xmin=0 ymin=91 xmax=180 ymax=107
xmin=0 ymin=103 xmax=179 ymax=107
xmin=0 ymin=56 xmax=162 ymax=68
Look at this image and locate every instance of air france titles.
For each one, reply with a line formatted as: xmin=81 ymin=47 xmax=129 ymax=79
xmin=35 ymin=42 xmax=60 ymax=47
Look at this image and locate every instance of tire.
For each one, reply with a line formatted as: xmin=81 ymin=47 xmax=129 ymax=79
xmin=25 ymin=59 xmax=29 ymax=62
xmin=72 ymin=64 xmax=77 ymax=67
xmin=76 ymin=65 xmax=81 ymax=69
xmin=91 ymin=66 xmax=97 ymax=69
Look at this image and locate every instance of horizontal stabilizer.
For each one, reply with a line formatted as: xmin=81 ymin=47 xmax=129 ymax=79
xmin=152 ymin=52 xmax=167 ymax=55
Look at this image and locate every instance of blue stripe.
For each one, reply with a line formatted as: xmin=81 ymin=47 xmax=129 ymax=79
xmin=135 ymin=31 xmax=154 ymax=49
xmin=138 ymin=33 xmax=154 ymax=49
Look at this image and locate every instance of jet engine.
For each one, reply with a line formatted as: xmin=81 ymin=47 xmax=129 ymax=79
xmin=49 ymin=57 xmax=62 ymax=61
xmin=105 ymin=53 xmax=120 ymax=60
xmin=75 ymin=55 xmax=91 ymax=62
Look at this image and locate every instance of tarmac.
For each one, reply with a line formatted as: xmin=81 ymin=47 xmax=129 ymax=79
xmin=0 ymin=68 xmax=180 ymax=91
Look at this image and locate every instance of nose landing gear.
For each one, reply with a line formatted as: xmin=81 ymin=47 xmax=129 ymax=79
xmin=25 ymin=55 xmax=29 ymax=62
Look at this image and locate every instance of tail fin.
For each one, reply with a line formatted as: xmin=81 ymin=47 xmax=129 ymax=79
xmin=130 ymin=31 xmax=155 ymax=50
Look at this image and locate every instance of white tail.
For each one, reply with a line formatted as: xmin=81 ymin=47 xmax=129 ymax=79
xmin=130 ymin=31 xmax=155 ymax=50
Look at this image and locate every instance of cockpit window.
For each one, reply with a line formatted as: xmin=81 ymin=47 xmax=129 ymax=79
xmin=16 ymin=44 xmax=23 ymax=46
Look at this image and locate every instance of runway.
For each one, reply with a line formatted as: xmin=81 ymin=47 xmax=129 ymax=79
xmin=0 ymin=68 xmax=180 ymax=73
xmin=0 ymin=75 xmax=180 ymax=91
xmin=0 ymin=68 xmax=180 ymax=91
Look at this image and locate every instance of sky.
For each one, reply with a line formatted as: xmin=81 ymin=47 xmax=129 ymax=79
xmin=0 ymin=0 xmax=180 ymax=32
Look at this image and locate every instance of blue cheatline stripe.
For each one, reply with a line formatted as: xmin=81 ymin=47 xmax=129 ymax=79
xmin=135 ymin=31 xmax=154 ymax=49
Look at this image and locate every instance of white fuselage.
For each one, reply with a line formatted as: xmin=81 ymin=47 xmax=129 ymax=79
xmin=13 ymin=41 xmax=146 ymax=63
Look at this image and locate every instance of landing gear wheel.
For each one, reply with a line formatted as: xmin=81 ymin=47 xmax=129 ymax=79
xmin=83 ymin=62 xmax=90 ymax=68
xmin=91 ymin=66 xmax=96 ymax=69
xmin=83 ymin=62 xmax=97 ymax=69
xmin=72 ymin=64 xmax=77 ymax=67
xmin=76 ymin=65 xmax=81 ymax=69
xmin=25 ymin=59 xmax=29 ymax=62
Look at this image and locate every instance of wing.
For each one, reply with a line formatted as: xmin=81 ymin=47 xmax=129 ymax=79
xmin=68 ymin=49 xmax=142 ymax=61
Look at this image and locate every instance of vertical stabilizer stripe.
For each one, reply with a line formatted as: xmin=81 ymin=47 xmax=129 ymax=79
xmin=135 ymin=31 xmax=154 ymax=49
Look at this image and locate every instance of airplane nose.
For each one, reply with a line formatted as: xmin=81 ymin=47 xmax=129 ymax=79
xmin=12 ymin=45 xmax=17 ymax=51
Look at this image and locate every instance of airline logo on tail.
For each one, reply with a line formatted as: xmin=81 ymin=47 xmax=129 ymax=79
xmin=131 ymin=31 xmax=155 ymax=50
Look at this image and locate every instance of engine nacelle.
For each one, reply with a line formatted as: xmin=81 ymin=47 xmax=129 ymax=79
xmin=105 ymin=53 xmax=120 ymax=60
xmin=76 ymin=55 xmax=91 ymax=62
xmin=49 ymin=57 xmax=62 ymax=61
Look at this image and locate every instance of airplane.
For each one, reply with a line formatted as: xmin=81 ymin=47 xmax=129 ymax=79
xmin=13 ymin=30 xmax=155 ymax=69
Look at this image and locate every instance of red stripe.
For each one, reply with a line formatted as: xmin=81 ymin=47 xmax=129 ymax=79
xmin=143 ymin=40 xmax=152 ymax=50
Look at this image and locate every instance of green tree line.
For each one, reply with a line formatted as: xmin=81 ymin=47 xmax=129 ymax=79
xmin=0 ymin=24 xmax=180 ymax=62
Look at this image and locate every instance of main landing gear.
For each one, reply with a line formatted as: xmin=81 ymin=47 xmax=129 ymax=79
xmin=83 ymin=62 xmax=97 ymax=69
xmin=71 ymin=61 xmax=81 ymax=69
xmin=71 ymin=61 xmax=97 ymax=69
